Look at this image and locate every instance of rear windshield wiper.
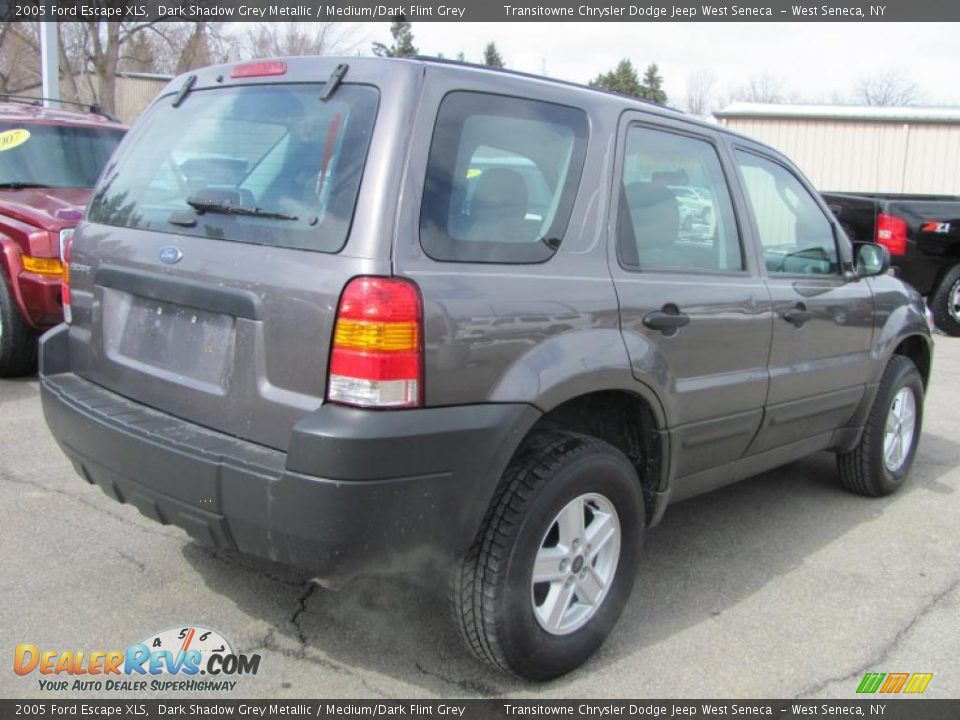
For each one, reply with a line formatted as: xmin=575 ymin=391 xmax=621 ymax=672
xmin=184 ymin=197 xmax=298 ymax=222
xmin=0 ymin=182 xmax=54 ymax=189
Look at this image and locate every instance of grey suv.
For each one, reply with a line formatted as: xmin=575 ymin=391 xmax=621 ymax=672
xmin=40 ymin=57 xmax=932 ymax=680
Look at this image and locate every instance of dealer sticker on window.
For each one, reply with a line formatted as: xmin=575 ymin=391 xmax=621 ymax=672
xmin=0 ymin=128 xmax=30 ymax=152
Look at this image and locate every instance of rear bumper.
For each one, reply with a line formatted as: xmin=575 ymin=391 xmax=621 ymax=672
xmin=39 ymin=325 xmax=540 ymax=586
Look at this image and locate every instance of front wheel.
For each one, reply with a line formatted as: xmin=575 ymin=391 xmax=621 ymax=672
xmin=0 ymin=272 xmax=38 ymax=377
xmin=451 ymin=430 xmax=644 ymax=680
xmin=837 ymin=355 xmax=924 ymax=497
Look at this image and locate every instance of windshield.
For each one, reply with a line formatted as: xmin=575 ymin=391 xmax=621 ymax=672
xmin=87 ymin=83 xmax=379 ymax=254
xmin=0 ymin=122 xmax=124 ymax=188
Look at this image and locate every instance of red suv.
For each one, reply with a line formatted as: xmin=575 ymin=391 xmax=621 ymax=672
xmin=0 ymin=99 xmax=125 ymax=376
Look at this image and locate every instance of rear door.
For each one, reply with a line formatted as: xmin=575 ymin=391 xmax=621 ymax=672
xmin=610 ymin=116 xmax=773 ymax=484
xmin=65 ymin=60 xmax=417 ymax=450
xmin=731 ymin=147 xmax=875 ymax=453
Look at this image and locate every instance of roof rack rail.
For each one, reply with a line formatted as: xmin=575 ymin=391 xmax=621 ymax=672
xmin=410 ymin=55 xmax=674 ymax=111
xmin=0 ymin=94 xmax=121 ymax=122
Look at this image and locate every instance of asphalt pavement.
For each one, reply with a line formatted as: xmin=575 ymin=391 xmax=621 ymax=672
xmin=2 ymin=340 xmax=958 ymax=699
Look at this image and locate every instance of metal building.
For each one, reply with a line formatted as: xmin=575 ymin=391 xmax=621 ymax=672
xmin=715 ymin=102 xmax=960 ymax=196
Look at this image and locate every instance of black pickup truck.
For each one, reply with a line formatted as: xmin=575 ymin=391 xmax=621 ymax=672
xmin=823 ymin=192 xmax=960 ymax=335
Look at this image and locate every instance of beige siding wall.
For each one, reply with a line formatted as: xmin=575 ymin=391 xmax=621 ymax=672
xmin=720 ymin=117 xmax=960 ymax=195
xmin=19 ymin=75 xmax=169 ymax=124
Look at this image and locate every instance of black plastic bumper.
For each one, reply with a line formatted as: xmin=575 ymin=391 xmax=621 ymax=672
xmin=39 ymin=325 xmax=540 ymax=586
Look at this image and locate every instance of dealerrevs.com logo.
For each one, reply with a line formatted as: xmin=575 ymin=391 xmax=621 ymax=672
xmin=14 ymin=625 xmax=261 ymax=693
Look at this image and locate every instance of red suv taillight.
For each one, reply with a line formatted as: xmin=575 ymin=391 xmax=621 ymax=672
xmin=327 ymin=277 xmax=423 ymax=409
xmin=875 ymin=213 xmax=907 ymax=256
xmin=59 ymin=229 xmax=74 ymax=324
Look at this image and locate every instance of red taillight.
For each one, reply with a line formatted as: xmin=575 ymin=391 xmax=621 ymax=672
xmin=59 ymin=228 xmax=74 ymax=324
xmin=327 ymin=277 xmax=423 ymax=409
xmin=875 ymin=213 xmax=907 ymax=256
xmin=230 ymin=61 xmax=287 ymax=79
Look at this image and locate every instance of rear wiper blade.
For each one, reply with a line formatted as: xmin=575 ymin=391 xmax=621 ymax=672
xmin=184 ymin=197 xmax=298 ymax=221
xmin=0 ymin=182 xmax=54 ymax=189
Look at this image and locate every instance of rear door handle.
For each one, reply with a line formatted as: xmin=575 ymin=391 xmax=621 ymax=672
xmin=643 ymin=307 xmax=690 ymax=335
xmin=782 ymin=304 xmax=814 ymax=328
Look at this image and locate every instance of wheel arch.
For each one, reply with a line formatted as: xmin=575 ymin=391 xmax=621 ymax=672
xmin=892 ymin=334 xmax=932 ymax=389
xmin=523 ymin=388 xmax=670 ymax=527
xmin=0 ymin=236 xmax=32 ymax=325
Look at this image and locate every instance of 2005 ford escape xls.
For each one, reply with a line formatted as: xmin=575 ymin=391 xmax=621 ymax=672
xmin=40 ymin=57 xmax=932 ymax=680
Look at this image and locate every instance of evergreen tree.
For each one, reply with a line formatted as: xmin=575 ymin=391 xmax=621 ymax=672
xmin=589 ymin=59 xmax=644 ymax=98
xmin=483 ymin=42 xmax=504 ymax=68
xmin=590 ymin=59 xmax=668 ymax=104
xmin=372 ymin=20 xmax=418 ymax=58
xmin=640 ymin=63 xmax=668 ymax=103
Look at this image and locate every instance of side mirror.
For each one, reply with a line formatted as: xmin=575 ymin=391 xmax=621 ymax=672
xmin=856 ymin=242 xmax=891 ymax=278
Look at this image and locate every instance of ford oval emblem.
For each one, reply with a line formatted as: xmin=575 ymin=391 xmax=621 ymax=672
xmin=158 ymin=246 xmax=183 ymax=264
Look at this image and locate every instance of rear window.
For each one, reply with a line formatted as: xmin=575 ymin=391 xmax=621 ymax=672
xmin=0 ymin=122 xmax=124 ymax=189
xmin=420 ymin=92 xmax=588 ymax=263
xmin=88 ymin=83 xmax=379 ymax=254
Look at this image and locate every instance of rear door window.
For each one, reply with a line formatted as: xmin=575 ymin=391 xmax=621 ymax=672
xmin=87 ymin=84 xmax=379 ymax=254
xmin=618 ymin=125 xmax=744 ymax=273
xmin=420 ymin=92 xmax=588 ymax=263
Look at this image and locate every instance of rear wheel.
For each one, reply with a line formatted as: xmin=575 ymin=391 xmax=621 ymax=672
xmin=451 ymin=430 xmax=643 ymax=680
xmin=0 ymin=272 xmax=37 ymax=377
xmin=837 ymin=355 xmax=924 ymax=497
xmin=929 ymin=264 xmax=960 ymax=336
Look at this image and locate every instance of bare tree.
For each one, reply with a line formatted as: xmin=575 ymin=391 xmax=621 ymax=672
xmin=142 ymin=22 xmax=232 ymax=74
xmin=1 ymin=20 xmax=236 ymax=114
xmin=237 ymin=23 xmax=359 ymax=60
xmin=0 ymin=22 xmax=40 ymax=94
xmin=855 ymin=68 xmax=923 ymax=106
xmin=684 ymin=69 xmax=716 ymax=116
xmin=730 ymin=74 xmax=786 ymax=104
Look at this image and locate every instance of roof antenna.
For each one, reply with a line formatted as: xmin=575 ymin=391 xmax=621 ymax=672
xmin=320 ymin=64 xmax=348 ymax=102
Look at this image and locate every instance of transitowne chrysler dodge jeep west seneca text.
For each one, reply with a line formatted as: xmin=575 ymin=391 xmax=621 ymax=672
xmin=39 ymin=57 xmax=932 ymax=680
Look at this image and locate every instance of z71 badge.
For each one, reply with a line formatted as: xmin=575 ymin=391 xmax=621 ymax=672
xmin=921 ymin=221 xmax=952 ymax=234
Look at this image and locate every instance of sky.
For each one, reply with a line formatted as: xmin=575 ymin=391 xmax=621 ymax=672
xmin=350 ymin=22 xmax=960 ymax=111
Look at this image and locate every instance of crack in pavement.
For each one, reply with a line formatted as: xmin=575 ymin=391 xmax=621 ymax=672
xmin=0 ymin=468 xmax=181 ymax=540
xmin=3 ymin=466 xmax=315 ymax=593
xmin=414 ymin=661 xmax=501 ymax=697
xmin=793 ymin=572 xmax=960 ymax=698
xmin=237 ymin=584 xmax=398 ymax=698
xmin=113 ymin=548 xmax=148 ymax=574
xmin=291 ymin=581 xmax=320 ymax=646
xmin=243 ymin=631 xmax=393 ymax=697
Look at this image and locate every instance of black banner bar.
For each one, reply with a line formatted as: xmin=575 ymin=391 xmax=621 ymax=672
xmin=2 ymin=0 xmax=960 ymax=22
xmin=2 ymin=700 xmax=960 ymax=720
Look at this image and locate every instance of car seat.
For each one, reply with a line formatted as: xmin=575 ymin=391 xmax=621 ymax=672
xmin=465 ymin=168 xmax=533 ymax=244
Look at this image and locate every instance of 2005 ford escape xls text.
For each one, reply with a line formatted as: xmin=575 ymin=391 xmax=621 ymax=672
xmin=40 ymin=57 xmax=932 ymax=680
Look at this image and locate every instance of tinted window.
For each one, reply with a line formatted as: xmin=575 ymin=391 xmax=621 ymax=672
xmin=88 ymin=84 xmax=378 ymax=254
xmin=420 ymin=92 xmax=588 ymax=263
xmin=0 ymin=123 xmax=124 ymax=188
xmin=618 ymin=126 xmax=743 ymax=272
xmin=735 ymin=151 xmax=838 ymax=275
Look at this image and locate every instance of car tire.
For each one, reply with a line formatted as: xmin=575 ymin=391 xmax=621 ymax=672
xmin=0 ymin=271 xmax=37 ymax=377
xmin=929 ymin=264 xmax=960 ymax=336
xmin=837 ymin=355 xmax=924 ymax=497
xmin=451 ymin=429 xmax=644 ymax=680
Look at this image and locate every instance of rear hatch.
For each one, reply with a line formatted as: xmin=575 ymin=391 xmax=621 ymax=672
xmin=65 ymin=59 xmax=411 ymax=450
